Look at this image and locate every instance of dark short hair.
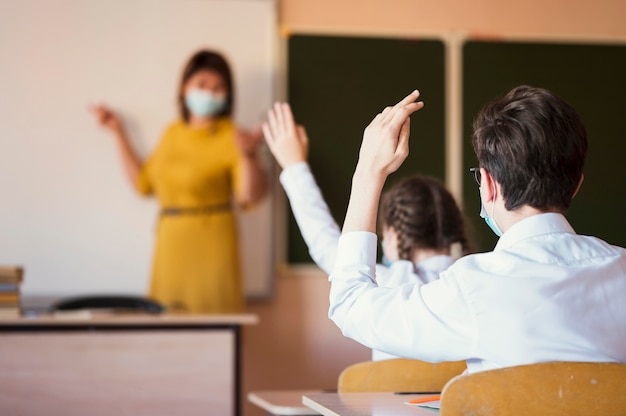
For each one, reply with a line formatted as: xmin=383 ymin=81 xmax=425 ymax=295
xmin=177 ymin=50 xmax=234 ymax=122
xmin=379 ymin=175 xmax=471 ymax=260
xmin=472 ymin=85 xmax=587 ymax=212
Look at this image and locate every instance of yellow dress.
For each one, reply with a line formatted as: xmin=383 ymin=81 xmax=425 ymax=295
xmin=136 ymin=118 xmax=244 ymax=314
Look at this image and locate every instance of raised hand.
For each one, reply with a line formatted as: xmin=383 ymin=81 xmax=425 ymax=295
xmin=235 ymin=126 xmax=264 ymax=158
xmin=89 ymin=104 xmax=124 ymax=136
xmin=88 ymin=104 xmax=142 ymax=187
xmin=342 ymin=90 xmax=424 ymax=234
xmin=356 ymin=90 xmax=424 ymax=177
xmin=262 ymin=102 xmax=309 ymax=169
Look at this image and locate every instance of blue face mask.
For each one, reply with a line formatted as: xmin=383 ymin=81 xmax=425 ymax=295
xmin=381 ymin=255 xmax=392 ymax=267
xmin=479 ymin=198 xmax=503 ymax=237
xmin=184 ymin=88 xmax=226 ymax=118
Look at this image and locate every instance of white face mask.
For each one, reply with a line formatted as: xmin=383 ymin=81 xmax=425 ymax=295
xmin=479 ymin=198 xmax=503 ymax=237
xmin=473 ymin=167 xmax=503 ymax=237
xmin=184 ymin=88 xmax=226 ymax=118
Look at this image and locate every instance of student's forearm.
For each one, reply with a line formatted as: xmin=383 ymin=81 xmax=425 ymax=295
xmin=238 ymin=155 xmax=268 ymax=206
xmin=281 ymin=163 xmax=341 ymax=274
xmin=342 ymin=166 xmax=387 ymax=234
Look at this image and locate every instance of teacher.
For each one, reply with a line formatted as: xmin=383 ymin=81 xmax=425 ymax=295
xmin=91 ymin=49 xmax=268 ymax=313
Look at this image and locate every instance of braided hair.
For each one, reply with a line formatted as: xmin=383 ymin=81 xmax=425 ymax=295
xmin=379 ymin=175 xmax=470 ymax=261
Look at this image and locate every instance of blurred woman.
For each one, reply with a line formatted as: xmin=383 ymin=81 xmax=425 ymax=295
xmin=91 ymin=50 xmax=267 ymax=313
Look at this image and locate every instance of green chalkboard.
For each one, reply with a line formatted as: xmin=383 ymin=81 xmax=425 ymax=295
xmin=287 ymin=34 xmax=446 ymax=263
xmin=463 ymin=41 xmax=626 ymax=252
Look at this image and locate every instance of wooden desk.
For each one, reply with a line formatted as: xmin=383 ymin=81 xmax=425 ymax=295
xmin=248 ymin=390 xmax=322 ymax=415
xmin=302 ymin=392 xmax=438 ymax=416
xmin=0 ymin=314 xmax=258 ymax=416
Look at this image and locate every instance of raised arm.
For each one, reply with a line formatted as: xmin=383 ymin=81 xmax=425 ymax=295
xmin=343 ymin=90 xmax=424 ymax=234
xmin=263 ymin=103 xmax=341 ymax=273
xmin=89 ymin=105 xmax=143 ymax=189
xmin=328 ymin=91 xmax=431 ymax=349
xmin=233 ymin=127 xmax=269 ymax=207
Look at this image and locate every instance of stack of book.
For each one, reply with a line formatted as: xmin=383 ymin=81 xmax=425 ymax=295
xmin=0 ymin=266 xmax=23 ymax=318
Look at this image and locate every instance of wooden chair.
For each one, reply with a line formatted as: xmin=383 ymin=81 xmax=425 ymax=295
xmin=337 ymin=358 xmax=467 ymax=393
xmin=440 ymin=361 xmax=626 ymax=416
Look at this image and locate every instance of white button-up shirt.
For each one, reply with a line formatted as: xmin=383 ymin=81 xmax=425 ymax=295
xmin=280 ymin=162 xmax=454 ymax=360
xmin=329 ymin=212 xmax=626 ymax=373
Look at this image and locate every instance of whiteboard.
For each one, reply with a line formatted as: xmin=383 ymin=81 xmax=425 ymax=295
xmin=0 ymin=0 xmax=277 ymax=299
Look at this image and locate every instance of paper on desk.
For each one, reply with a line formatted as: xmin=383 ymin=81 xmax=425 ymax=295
xmin=418 ymin=400 xmax=441 ymax=410
xmin=405 ymin=399 xmax=441 ymax=410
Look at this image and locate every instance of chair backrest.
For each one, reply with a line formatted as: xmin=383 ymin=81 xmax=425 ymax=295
xmin=440 ymin=361 xmax=626 ymax=416
xmin=337 ymin=358 xmax=467 ymax=393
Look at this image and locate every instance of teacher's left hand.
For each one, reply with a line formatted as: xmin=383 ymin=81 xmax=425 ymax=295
xmin=235 ymin=126 xmax=264 ymax=158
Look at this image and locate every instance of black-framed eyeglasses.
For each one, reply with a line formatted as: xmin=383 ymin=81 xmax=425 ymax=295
xmin=469 ymin=167 xmax=481 ymax=187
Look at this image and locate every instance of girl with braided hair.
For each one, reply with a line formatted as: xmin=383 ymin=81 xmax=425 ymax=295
xmin=263 ymin=102 xmax=470 ymax=360
xmin=378 ymin=175 xmax=471 ymax=289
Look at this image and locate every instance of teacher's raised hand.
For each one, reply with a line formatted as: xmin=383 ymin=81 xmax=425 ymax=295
xmin=89 ymin=104 xmax=125 ymax=137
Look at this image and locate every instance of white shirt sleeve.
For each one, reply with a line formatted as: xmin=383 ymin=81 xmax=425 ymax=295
xmin=329 ymin=231 xmax=476 ymax=362
xmin=279 ymin=162 xmax=341 ymax=274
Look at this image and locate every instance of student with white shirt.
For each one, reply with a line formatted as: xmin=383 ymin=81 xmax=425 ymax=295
xmin=262 ymin=103 xmax=470 ymax=360
xmin=327 ymin=86 xmax=626 ymax=373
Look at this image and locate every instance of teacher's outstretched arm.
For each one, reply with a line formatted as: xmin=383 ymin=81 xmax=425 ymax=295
xmin=342 ymin=90 xmax=424 ymax=234
xmin=90 ymin=104 xmax=142 ymax=189
xmin=234 ymin=126 xmax=269 ymax=207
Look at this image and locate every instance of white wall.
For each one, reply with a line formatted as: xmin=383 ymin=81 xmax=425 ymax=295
xmin=0 ymin=0 xmax=277 ymax=298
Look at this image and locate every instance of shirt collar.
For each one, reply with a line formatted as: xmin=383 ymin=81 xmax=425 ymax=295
xmin=494 ymin=212 xmax=576 ymax=251
xmin=418 ymin=255 xmax=454 ymax=270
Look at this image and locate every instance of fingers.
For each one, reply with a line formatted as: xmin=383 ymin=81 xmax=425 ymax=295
xmin=89 ymin=104 xmax=122 ymax=128
xmin=267 ymin=104 xmax=280 ymax=138
xmin=379 ymin=90 xmax=422 ymax=124
xmin=397 ymin=118 xmax=411 ymax=157
xmin=297 ymin=125 xmax=310 ymax=160
xmin=266 ymin=101 xmax=298 ymax=139
xmin=380 ymin=106 xmax=393 ymax=119
xmin=267 ymin=103 xmax=286 ymax=137
xmin=88 ymin=104 xmax=102 ymax=117
xmin=387 ymin=101 xmax=423 ymax=131
xmin=281 ymin=103 xmax=296 ymax=136
xmin=89 ymin=104 xmax=110 ymax=115
xmin=398 ymin=89 xmax=421 ymax=107
xmin=273 ymin=102 xmax=285 ymax=134
xmin=261 ymin=122 xmax=274 ymax=144
xmin=87 ymin=104 xmax=97 ymax=114
xmin=296 ymin=125 xmax=309 ymax=147
xmin=372 ymin=90 xmax=423 ymax=139
xmin=89 ymin=105 xmax=109 ymax=125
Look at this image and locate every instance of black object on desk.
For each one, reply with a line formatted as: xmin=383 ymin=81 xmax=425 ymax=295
xmin=51 ymin=295 xmax=165 ymax=314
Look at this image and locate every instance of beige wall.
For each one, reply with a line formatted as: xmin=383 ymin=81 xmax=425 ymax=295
xmin=281 ymin=0 xmax=626 ymax=39
xmin=243 ymin=268 xmax=371 ymax=416
xmin=242 ymin=1 xmax=626 ymax=415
